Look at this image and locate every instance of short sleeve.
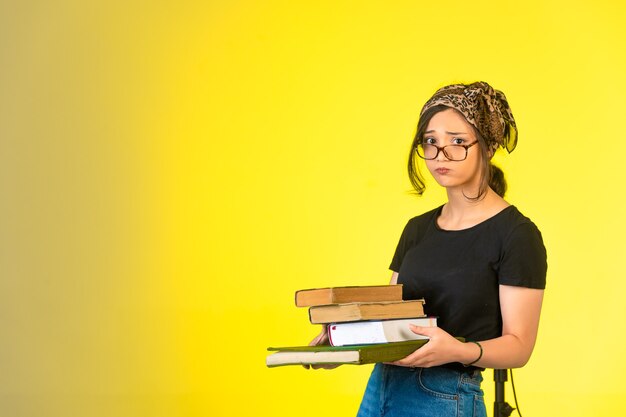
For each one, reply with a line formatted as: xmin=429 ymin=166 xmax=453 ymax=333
xmin=498 ymin=222 xmax=547 ymax=289
xmin=389 ymin=208 xmax=439 ymax=273
xmin=389 ymin=217 xmax=423 ymax=272
xmin=389 ymin=221 xmax=412 ymax=272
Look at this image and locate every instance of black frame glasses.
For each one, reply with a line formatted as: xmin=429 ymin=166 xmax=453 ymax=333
xmin=415 ymin=140 xmax=479 ymax=161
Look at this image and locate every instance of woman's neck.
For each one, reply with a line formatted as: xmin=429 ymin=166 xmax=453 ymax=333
xmin=438 ymin=188 xmax=509 ymax=230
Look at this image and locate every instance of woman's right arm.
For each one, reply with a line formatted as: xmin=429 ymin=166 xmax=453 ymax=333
xmin=304 ymin=325 xmax=340 ymax=370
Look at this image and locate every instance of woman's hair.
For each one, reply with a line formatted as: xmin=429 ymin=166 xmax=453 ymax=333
xmin=408 ymin=105 xmax=507 ymax=199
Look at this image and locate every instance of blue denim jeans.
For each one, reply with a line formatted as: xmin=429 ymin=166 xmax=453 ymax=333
xmin=356 ymin=363 xmax=486 ymax=417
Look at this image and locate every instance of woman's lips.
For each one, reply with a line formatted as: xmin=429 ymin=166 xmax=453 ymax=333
xmin=435 ymin=168 xmax=450 ymax=175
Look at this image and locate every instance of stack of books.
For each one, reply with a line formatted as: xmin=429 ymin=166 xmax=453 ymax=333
xmin=266 ymin=284 xmax=438 ymax=367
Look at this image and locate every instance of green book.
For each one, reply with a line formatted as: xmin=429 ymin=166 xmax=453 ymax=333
xmin=266 ymin=339 xmax=432 ymax=367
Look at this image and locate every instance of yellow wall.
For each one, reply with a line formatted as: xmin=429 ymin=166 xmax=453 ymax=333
xmin=1 ymin=1 xmax=625 ymax=416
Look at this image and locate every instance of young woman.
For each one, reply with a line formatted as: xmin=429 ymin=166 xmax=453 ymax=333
xmin=308 ymin=82 xmax=547 ymax=417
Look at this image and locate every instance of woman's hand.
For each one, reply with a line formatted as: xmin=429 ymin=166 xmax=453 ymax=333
xmin=303 ymin=326 xmax=341 ymax=370
xmin=387 ymin=325 xmax=472 ymax=368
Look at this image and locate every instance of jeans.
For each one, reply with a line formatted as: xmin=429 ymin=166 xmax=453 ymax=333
xmin=356 ymin=363 xmax=486 ymax=417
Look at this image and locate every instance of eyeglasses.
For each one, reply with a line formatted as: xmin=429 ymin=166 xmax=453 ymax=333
xmin=415 ymin=140 xmax=478 ymax=161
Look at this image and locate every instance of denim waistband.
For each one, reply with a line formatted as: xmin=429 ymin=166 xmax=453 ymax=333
xmin=386 ymin=362 xmax=484 ymax=375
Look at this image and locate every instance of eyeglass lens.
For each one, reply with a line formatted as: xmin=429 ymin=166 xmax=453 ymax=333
xmin=417 ymin=144 xmax=467 ymax=161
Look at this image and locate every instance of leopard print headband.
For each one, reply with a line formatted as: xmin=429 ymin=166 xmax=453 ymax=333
xmin=420 ymin=81 xmax=518 ymax=153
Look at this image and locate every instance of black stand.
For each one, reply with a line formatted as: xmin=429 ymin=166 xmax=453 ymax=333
xmin=493 ymin=369 xmax=514 ymax=417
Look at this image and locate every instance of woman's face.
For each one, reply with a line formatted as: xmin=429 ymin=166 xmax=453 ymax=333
xmin=422 ymin=108 xmax=484 ymax=192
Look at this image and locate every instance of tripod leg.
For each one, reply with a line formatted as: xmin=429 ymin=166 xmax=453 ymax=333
xmin=493 ymin=369 xmax=514 ymax=417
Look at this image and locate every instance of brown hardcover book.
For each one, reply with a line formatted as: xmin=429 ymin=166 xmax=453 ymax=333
xmin=308 ymin=299 xmax=425 ymax=324
xmin=295 ymin=285 xmax=403 ymax=307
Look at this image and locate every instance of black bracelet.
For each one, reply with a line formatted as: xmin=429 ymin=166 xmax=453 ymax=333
xmin=463 ymin=341 xmax=483 ymax=367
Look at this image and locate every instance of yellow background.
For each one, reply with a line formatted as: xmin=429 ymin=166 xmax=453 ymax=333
xmin=1 ymin=1 xmax=625 ymax=416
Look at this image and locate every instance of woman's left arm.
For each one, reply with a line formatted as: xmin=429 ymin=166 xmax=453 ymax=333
xmin=476 ymin=284 xmax=544 ymax=368
xmin=390 ymin=285 xmax=544 ymax=369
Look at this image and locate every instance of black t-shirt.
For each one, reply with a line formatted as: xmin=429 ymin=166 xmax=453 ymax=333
xmin=390 ymin=205 xmax=547 ymax=342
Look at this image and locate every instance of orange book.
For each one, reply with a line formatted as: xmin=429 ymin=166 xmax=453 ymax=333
xmin=308 ymin=299 xmax=425 ymax=324
xmin=295 ymin=285 xmax=403 ymax=307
